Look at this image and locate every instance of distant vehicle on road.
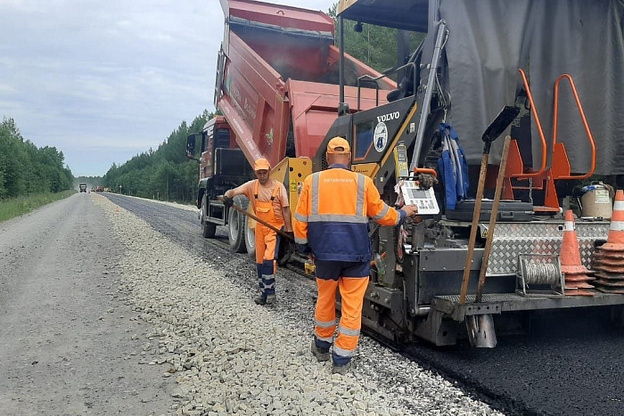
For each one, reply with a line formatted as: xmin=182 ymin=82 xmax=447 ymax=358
xmin=95 ymin=186 xmax=104 ymax=192
xmin=79 ymin=184 xmax=87 ymax=193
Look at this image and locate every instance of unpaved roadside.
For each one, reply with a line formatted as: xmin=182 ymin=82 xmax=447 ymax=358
xmin=0 ymin=193 xmax=173 ymax=416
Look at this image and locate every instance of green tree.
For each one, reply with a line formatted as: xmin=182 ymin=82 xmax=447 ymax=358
xmin=328 ymin=2 xmax=425 ymax=79
xmin=103 ymin=112 xmax=212 ymax=202
xmin=0 ymin=117 xmax=74 ymax=199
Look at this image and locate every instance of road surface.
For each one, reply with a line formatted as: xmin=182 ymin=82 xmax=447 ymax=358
xmin=0 ymin=193 xmax=173 ymax=415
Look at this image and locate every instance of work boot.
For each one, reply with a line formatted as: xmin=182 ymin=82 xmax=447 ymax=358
xmin=254 ymin=295 xmax=266 ymax=305
xmin=331 ymin=360 xmax=352 ymax=375
xmin=310 ymin=339 xmax=330 ymax=362
xmin=265 ymin=294 xmax=276 ymax=305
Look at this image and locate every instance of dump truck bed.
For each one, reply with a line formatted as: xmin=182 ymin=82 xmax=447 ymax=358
xmin=217 ymin=0 xmax=396 ymax=168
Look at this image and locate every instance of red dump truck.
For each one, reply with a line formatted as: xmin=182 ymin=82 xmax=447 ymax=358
xmin=186 ymin=0 xmax=395 ymax=255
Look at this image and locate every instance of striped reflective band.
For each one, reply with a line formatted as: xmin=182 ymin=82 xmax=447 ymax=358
xmin=295 ymin=212 xmax=308 ymax=222
xmin=332 ymin=344 xmax=355 ymax=357
xmin=307 ymin=214 xmax=368 ymax=223
xmin=356 ymin=174 xmax=364 ymax=217
xmin=262 ymin=277 xmax=275 ymax=290
xmin=315 ymin=318 xmax=336 ymax=328
xmin=311 ymin=173 xmax=320 ymax=216
xmin=338 ymin=325 xmax=360 ymax=337
xmin=371 ymin=203 xmax=389 ymax=220
xmin=564 ymin=221 xmax=575 ymax=231
xmin=614 ymin=201 xmax=624 ymax=211
xmin=295 ymin=236 xmax=308 ymax=244
xmin=610 ymin=221 xmax=624 ymax=232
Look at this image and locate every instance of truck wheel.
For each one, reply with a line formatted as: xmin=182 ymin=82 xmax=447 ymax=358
xmin=228 ymin=195 xmax=247 ymax=253
xmin=200 ymin=195 xmax=216 ymax=238
xmin=244 ymin=216 xmax=256 ymax=259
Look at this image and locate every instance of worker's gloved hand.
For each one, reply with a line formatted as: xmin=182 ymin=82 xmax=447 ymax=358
xmin=297 ymin=242 xmax=312 ymax=256
xmin=416 ymin=173 xmax=438 ymax=190
xmin=284 ymin=231 xmax=295 ymax=241
xmin=222 ymin=195 xmax=233 ymax=207
xmin=401 ymin=204 xmax=419 ymax=219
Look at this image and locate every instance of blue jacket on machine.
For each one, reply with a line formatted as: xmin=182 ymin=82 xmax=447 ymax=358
xmin=438 ymin=123 xmax=469 ymax=210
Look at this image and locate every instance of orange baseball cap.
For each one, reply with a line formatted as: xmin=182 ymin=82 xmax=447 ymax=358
xmin=326 ymin=137 xmax=351 ymax=154
xmin=254 ymin=158 xmax=271 ymax=171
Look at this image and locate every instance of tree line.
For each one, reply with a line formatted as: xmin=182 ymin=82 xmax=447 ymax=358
xmin=102 ymin=111 xmax=211 ymax=202
xmin=0 ymin=117 xmax=73 ymax=199
xmin=327 ymin=4 xmax=425 ymax=81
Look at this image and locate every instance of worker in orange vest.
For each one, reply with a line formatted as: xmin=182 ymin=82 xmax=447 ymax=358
xmin=293 ymin=137 xmax=418 ymax=374
xmin=224 ymin=158 xmax=293 ymax=305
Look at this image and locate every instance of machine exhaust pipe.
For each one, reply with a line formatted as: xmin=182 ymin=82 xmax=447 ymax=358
xmin=466 ymin=314 xmax=497 ymax=348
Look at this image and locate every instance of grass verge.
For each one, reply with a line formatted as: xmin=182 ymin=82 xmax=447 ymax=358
xmin=0 ymin=190 xmax=76 ymax=223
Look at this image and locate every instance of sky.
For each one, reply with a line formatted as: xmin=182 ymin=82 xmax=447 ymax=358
xmin=0 ymin=0 xmax=335 ymax=177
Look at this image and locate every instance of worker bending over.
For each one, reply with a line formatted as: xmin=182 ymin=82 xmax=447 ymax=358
xmin=293 ymin=137 xmax=418 ymax=374
xmin=224 ymin=158 xmax=293 ymax=305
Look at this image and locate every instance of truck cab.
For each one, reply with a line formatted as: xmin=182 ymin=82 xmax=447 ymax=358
xmin=187 ymin=115 xmax=254 ymax=242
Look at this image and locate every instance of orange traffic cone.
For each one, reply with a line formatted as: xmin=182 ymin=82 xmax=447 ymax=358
xmin=599 ymin=190 xmax=624 ymax=252
xmin=560 ymin=210 xmax=594 ymax=296
xmin=592 ymin=190 xmax=624 ymax=293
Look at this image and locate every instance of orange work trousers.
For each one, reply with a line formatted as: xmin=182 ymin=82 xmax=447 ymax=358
xmin=251 ymin=180 xmax=284 ymax=298
xmin=315 ymin=276 xmax=368 ymax=365
xmin=254 ymin=221 xmax=283 ymax=297
xmin=255 ymin=222 xmax=280 ymax=264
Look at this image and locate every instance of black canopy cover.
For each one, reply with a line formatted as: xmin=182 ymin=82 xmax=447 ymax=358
xmin=340 ymin=0 xmax=624 ymax=174
xmin=441 ymin=0 xmax=624 ymax=175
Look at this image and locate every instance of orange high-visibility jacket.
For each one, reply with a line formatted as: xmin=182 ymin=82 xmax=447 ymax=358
xmin=294 ymin=165 xmax=405 ymax=262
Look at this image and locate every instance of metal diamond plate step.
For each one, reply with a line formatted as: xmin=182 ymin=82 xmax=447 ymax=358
xmin=487 ymin=221 xmax=610 ymax=275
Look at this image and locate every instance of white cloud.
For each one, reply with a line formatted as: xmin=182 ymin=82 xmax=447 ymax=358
xmin=0 ymin=0 xmax=336 ymax=176
xmin=0 ymin=84 xmax=16 ymax=93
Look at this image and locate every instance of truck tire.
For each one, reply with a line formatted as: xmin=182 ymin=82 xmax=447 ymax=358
xmin=228 ymin=195 xmax=247 ymax=253
xmin=200 ymin=195 xmax=216 ymax=238
xmin=244 ymin=216 xmax=256 ymax=259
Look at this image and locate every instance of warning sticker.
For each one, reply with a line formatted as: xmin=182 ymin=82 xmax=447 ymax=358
xmin=595 ymin=189 xmax=610 ymax=203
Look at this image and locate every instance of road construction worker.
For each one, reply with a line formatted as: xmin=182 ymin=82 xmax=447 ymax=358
xmin=293 ymin=137 xmax=419 ymax=374
xmin=224 ymin=158 xmax=293 ymax=305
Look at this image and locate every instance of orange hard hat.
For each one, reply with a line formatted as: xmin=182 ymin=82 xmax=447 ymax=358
xmin=254 ymin=158 xmax=271 ymax=171
xmin=326 ymin=137 xmax=351 ymax=154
